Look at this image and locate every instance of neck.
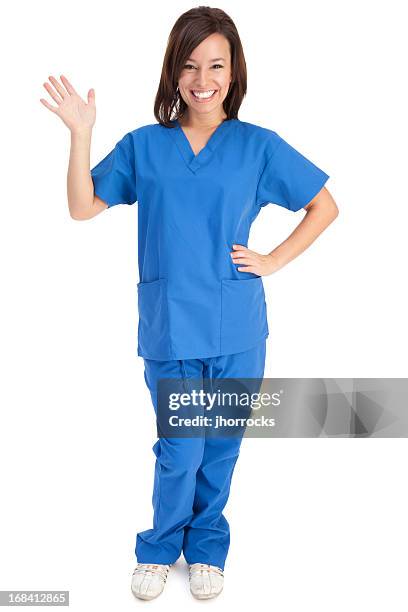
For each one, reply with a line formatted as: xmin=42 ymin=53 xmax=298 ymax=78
xmin=179 ymin=109 xmax=228 ymax=130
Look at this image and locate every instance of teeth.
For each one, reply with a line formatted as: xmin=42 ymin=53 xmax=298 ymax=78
xmin=192 ymin=90 xmax=216 ymax=99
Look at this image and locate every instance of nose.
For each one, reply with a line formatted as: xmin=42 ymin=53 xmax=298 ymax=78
xmin=193 ymin=68 xmax=213 ymax=89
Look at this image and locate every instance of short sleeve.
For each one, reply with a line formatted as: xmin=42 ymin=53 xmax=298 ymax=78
xmin=90 ymin=132 xmax=137 ymax=207
xmin=256 ymin=134 xmax=330 ymax=212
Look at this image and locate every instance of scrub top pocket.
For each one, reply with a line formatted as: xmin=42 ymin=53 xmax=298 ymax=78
xmin=137 ymin=278 xmax=170 ymax=360
xmin=220 ymin=277 xmax=269 ymax=354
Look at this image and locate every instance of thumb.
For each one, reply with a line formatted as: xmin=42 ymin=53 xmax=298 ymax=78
xmin=87 ymin=88 xmax=95 ymax=103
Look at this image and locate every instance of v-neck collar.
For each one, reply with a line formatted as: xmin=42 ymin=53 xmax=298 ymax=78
xmin=167 ymin=117 xmax=238 ymax=174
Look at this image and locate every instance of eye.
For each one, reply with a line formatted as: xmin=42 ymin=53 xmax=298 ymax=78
xmin=212 ymin=64 xmax=224 ymax=69
xmin=183 ymin=64 xmax=196 ymax=70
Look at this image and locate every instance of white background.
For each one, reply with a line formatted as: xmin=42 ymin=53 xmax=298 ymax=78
xmin=1 ymin=0 xmax=407 ymax=610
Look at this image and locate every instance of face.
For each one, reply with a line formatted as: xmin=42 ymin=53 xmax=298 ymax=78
xmin=178 ymin=32 xmax=232 ymax=121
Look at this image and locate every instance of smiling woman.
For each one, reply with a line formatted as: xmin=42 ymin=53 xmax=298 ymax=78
xmin=89 ymin=7 xmax=336 ymax=600
xmin=154 ymin=11 xmax=247 ymax=127
xmin=41 ymin=3 xmax=337 ymax=603
xmin=176 ymin=36 xmax=232 ymax=116
xmin=171 ymin=32 xmax=232 ymax=126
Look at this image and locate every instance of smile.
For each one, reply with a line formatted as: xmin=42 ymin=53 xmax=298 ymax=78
xmin=191 ymin=89 xmax=218 ymax=101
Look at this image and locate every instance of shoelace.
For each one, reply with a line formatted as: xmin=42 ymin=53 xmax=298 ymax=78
xmin=189 ymin=563 xmax=224 ymax=577
xmin=133 ymin=564 xmax=170 ymax=582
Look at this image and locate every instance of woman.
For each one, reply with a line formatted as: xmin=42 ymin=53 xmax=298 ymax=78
xmin=40 ymin=5 xmax=338 ymax=602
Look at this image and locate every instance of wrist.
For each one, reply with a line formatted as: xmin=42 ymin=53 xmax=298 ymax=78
xmin=71 ymin=127 xmax=93 ymax=139
xmin=267 ymin=251 xmax=283 ymax=272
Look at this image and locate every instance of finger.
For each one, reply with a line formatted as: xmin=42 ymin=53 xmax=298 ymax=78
xmin=232 ymin=244 xmax=256 ymax=256
xmin=87 ymin=88 xmax=95 ymax=104
xmin=231 ymin=253 xmax=254 ymax=260
xmin=39 ymin=98 xmax=58 ymax=113
xmin=237 ymin=266 xmax=257 ymax=273
xmin=48 ymin=75 xmax=67 ymax=99
xmin=43 ymin=82 xmax=63 ymax=105
xmin=231 ymin=253 xmax=254 ymax=261
xmin=60 ymin=74 xmax=78 ymax=95
xmin=233 ymin=257 xmax=254 ymax=266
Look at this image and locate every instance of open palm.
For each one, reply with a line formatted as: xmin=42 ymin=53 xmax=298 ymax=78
xmin=40 ymin=74 xmax=96 ymax=133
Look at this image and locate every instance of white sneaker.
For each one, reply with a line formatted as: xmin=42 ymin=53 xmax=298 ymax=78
xmin=131 ymin=563 xmax=171 ymax=600
xmin=188 ymin=563 xmax=224 ymax=599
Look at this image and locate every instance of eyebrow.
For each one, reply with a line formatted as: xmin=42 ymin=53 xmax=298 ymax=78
xmin=186 ymin=57 xmax=225 ymax=62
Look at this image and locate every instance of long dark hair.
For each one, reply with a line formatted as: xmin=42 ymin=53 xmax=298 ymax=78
xmin=154 ymin=6 xmax=247 ymax=127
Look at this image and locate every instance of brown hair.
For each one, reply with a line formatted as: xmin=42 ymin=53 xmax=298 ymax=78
xmin=154 ymin=6 xmax=247 ymax=127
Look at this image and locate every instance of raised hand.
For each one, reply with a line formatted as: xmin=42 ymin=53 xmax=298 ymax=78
xmin=40 ymin=75 xmax=96 ymax=134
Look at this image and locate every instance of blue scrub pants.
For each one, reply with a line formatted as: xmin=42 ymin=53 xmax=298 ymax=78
xmin=135 ymin=339 xmax=266 ymax=570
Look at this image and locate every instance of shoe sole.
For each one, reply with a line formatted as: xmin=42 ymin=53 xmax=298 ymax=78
xmin=190 ymin=589 xmax=223 ymax=600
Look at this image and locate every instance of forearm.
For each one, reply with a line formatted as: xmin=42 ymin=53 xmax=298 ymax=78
xmin=67 ymin=129 xmax=95 ymax=219
xmin=269 ymin=199 xmax=339 ymax=270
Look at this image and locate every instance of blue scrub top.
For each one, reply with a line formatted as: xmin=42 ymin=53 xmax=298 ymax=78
xmin=91 ymin=118 xmax=330 ymax=361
